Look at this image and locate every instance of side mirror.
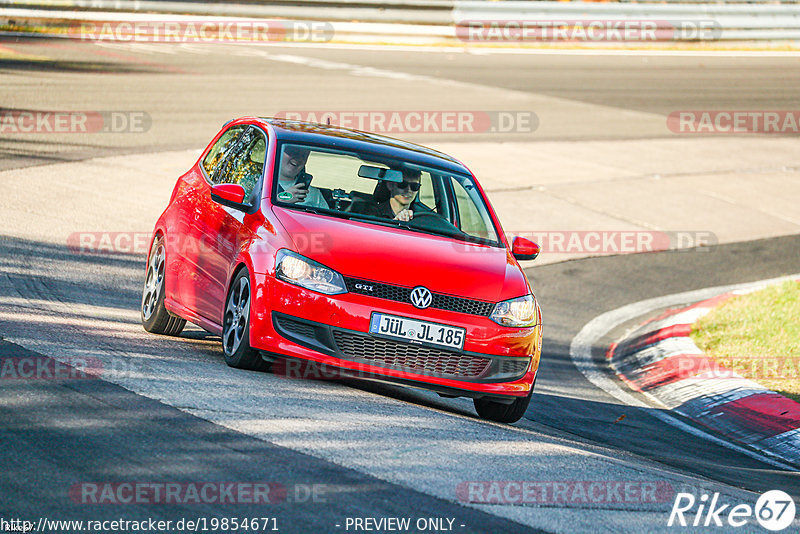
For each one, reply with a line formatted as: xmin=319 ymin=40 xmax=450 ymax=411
xmin=512 ymin=236 xmax=540 ymax=261
xmin=211 ymin=183 xmax=248 ymax=210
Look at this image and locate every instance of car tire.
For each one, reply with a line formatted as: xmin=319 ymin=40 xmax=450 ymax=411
xmin=222 ymin=268 xmax=270 ymax=371
xmin=141 ymin=236 xmax=186 ymax=336
xmin=474 ymin=389 xmax=532 ymax=424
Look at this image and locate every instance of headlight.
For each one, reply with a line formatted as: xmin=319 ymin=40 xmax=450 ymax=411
xmin=490 ymin=294 xmax=537 ymax=327
xmin=275 ymin=249 xmax=347 ymax=295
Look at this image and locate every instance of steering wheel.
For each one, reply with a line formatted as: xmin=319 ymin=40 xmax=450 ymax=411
xmin=405 ymin=210 xmax=464 ymax=236
xmin=391 ymin=210 xmax=438 ymax=223
xmin=408 ymin=210 xmax=439 ymax=221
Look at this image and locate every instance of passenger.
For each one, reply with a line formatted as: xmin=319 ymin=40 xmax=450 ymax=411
xmin=363 ymin=169 xmax=422 ymax=221
xmin=276 ymin=146 xmax=329 ymax=209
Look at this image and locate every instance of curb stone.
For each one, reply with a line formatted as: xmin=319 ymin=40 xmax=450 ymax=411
xmin=608 ymin=281 xmax=800 ymax=468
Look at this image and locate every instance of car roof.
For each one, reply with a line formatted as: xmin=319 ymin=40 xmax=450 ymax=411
xmin=249 ymin=117 xmax=470 ymax=175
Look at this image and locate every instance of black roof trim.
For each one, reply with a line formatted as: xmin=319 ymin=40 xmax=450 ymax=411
xmin=254 ymin=117 xmax=469 ymax=175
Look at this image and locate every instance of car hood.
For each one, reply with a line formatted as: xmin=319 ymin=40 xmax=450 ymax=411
xmin=273 ymin=207 xmax=528 ymax=303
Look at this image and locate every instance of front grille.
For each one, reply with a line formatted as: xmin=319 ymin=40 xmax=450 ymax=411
xmin=432 ymin=294 xmax=494 ymax=317
xmin=343 ymin=277 xmax=494 ymax=317
xmin=346 ymin=278 xmax=411 ymax=302
xmin=332 ymin=331 xmax=491 ymax=378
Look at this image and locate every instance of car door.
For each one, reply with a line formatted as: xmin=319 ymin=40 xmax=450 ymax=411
xmin=193 ymin=126 xmax=268 ymax=326
xmin=174 ymin=124 xmax=246 ymax=319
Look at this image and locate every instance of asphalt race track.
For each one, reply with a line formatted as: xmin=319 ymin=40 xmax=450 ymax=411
xmin=2 ymin=37 xmax=800 ymax=533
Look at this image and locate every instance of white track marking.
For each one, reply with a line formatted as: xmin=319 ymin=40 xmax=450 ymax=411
xmin=93 ymin=41 xmax=670 ymax=127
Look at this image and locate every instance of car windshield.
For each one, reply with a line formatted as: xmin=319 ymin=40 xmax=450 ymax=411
xmin=272 ymin=143 xmax=502 ymax=246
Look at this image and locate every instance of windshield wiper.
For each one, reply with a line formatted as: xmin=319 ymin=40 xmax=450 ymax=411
xmin=402 ymin=223 xmax=499 ymax=247
xmin=343 ymin=213 xmax=500 ymax=247
xmin=349 ymin=215 xmax=451 ymax=238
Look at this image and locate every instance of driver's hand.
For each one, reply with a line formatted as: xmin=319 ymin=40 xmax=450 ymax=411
xmin=394 ymin=209 xmax=414 ymax=222
xmin=284 ymin=184 xmax=309 ymax=203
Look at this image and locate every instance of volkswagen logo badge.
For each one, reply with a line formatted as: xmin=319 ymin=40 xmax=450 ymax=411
xmin=410 ymin=286 xmax=433 ymax=309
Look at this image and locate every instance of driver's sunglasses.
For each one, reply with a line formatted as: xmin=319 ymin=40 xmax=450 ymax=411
xmin=396 ymin=181 xmax=421 ymax=192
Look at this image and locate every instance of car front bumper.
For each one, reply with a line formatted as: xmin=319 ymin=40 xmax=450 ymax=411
xmin=249 ymin=274 xmax=541 ymax=398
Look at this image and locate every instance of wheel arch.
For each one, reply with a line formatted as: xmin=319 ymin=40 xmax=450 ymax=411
xmin=228 ymin=254 xmax=255 ymax=293
xmin=149 ymin=227 xmax=178 ymax=307
xmin=225 ymin=259 xmax=255 ymax=321
xmin=224 ymin=259 xmax=262 ymax=356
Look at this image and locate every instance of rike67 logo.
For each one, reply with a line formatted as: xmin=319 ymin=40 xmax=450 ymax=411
xmin=668 ymin=490 xmax=796 ymax=531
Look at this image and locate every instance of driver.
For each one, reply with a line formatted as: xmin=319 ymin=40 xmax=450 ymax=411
xmin=375 ymin=169 xmax=422 ymax=221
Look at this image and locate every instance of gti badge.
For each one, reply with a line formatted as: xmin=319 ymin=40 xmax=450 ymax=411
xmin=410 ymin=286 xmax=433 ymax=309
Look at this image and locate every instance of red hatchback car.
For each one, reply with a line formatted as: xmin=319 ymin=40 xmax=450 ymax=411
xmin=142 ymin=118 xmax=542 ymax=423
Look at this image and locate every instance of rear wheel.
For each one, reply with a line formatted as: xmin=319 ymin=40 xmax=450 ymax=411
xmin=141 ymin=236 xmax=185 ymax=336
xmin=474 ymin=390 xmax=532 ymax=424
xmin=222 ymin=269 xmax=269 ymax=371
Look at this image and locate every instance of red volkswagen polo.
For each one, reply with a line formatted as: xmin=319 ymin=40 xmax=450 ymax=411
xmin=142 ymin=118 xmax=542 ymax=423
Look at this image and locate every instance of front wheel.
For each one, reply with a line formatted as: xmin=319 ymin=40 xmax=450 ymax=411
xmin=474 ymin=390 xmax=532 ymax=424
xmin=222 ymin=269 xmax=269 ymax=371
xmin=141 ymin=236 xmax=185 ymax=336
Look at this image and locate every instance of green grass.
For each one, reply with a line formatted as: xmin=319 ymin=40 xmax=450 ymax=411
xmin=692 ymin=280 xmax=800 ymax=403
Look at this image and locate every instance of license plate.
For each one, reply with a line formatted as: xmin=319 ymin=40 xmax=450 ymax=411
xmin=369 ymin=313 xmax=465 ymax=350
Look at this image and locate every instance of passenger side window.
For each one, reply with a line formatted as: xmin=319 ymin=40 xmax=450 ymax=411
xmin=212 ymin=127 xmax=267 ymax=204
xmin=202 ymin=125 xmax=245 ymax=177
xmin=451 ymin=177 xmax=490 ymax=238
